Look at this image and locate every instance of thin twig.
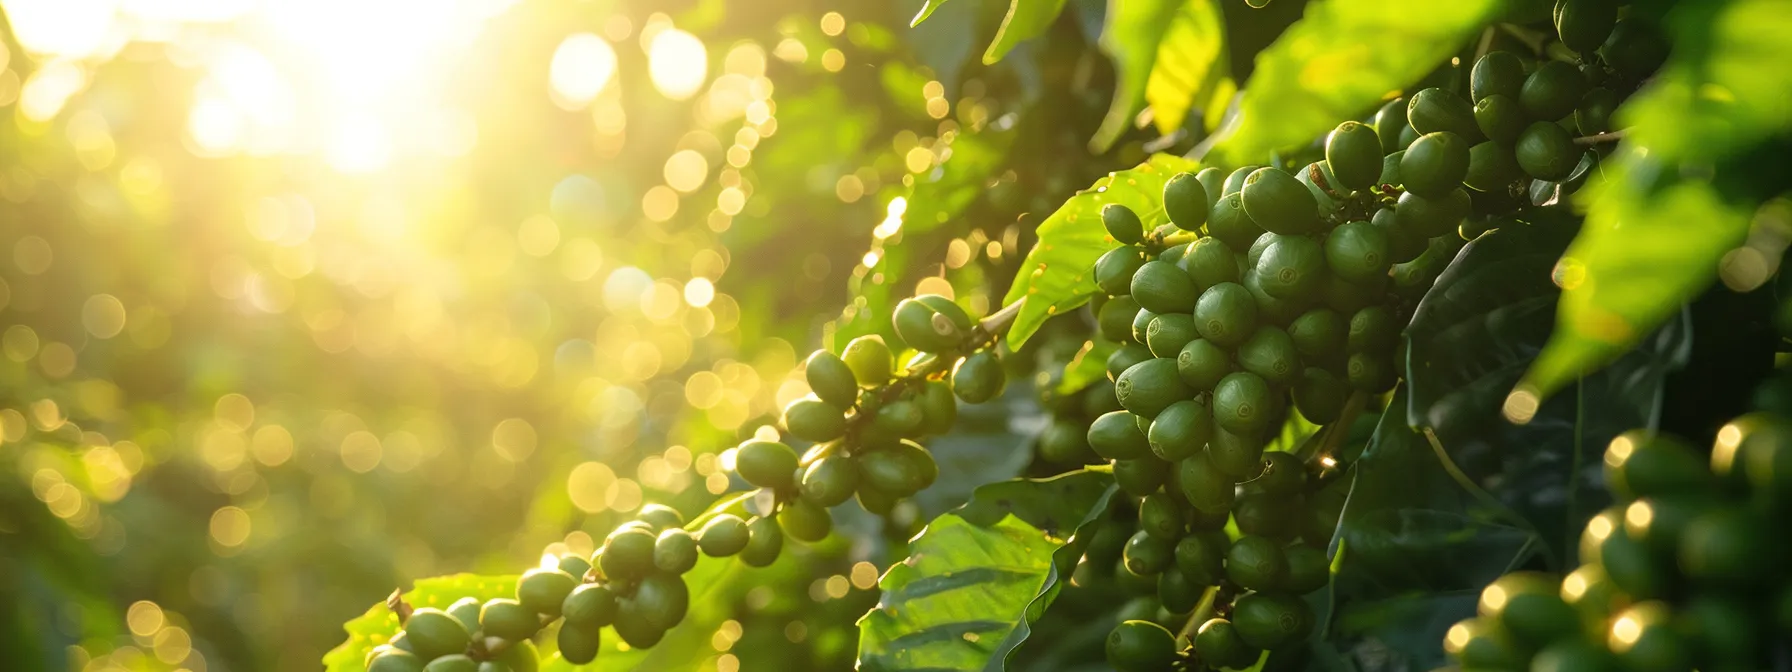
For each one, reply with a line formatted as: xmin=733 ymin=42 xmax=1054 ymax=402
xmin=1574 ymin=129 xmax=1628 ymax=146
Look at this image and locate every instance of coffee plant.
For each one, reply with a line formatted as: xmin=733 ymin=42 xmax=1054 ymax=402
xmin=3 ymin=0 xmax=1790 ymax=671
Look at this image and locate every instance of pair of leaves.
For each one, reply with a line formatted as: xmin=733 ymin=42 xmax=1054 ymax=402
xmin=911 ymin=0 xmax=1069 ymax=66
xmin=1001 ymin=153 xmax=1199 ymax=348
xmin=856 ymin=469 xmax=1118 ymax=671
xmin=1405 ymin=221 xmax=1690 ymax=565
xmin=1519 ymin=0 xmax=1792 ymax=402
xmin=1202 ymin=0 xmax=1501 ymax=167
xmin=1091 ymin=0 xmax=1229 ymax=151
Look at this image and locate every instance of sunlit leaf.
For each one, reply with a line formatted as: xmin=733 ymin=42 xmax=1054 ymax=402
xmin=1090 ymin=0 xmax=1183 ymax=152
xmin=1204 ymin=0 xmax=1501 ymax=167
xmin=1144 ymin=0 xmax=1228 ymax=135
xmin=911 ymin=0 xmax=955 ymax=27
xmin=1001 ymin=153 xmax=1198 ymax=347
xmin=322 ymin=574 xmax=519 ymax=672
xmin=1519 ymin=0 xmax=1792 ymax=401
xmin=856 ymin=470 xmax=1118 ymax=671
xmin=1054 ymin=339 xmax=1115 ymax=397
xmin=984 ymin=0 xmax=1071 ymax=64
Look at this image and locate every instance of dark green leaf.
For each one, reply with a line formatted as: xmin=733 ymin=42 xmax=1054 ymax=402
xmin=857 ymin=470 xmax=1118 ymax=671
xmin=1002 ymin=154 xmax=1198 ymax=347
xmin=1204 ymin=0 xmax=1501 ymax=167
xmin=984 ymin=0 xmax=1071 ymax=64
xmin=1406 ymin=221 xmax=1691 ymax=562
xmin=1520 ymin=0 xmax=1792 ymax=400
xmin=1090 ymin=0 xmax=1183 ymax=151
xmin=1143 ymin=0 xmax=1229 ymax=136
xmin=323 ymin=574 xmax=520 ymax=672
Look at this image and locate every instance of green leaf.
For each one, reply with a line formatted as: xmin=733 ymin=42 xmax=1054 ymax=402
xmin=984 ymin=0 xmax=1070 ymax=64
xmin=322 ymin=574 xmax=520 ymax=672
xmin=856 ymin=470 xmax=1118 ymax=671
xmin=911 ymin=0 xmax=953 ymax=27
xmin=1204 ymin=0 xmax=1501 ymax=167
xmin=1054 ymin=339 xmax=1116 ymax=397
xmin=1143 ymin=0 xmax=1228 ymax=135
xmin=1520 ymin=0 xmax=1792 ymax=401
xmin=1090 ymin=0 xmax=1183 ymax=151
xmin=1001 ymin=153 xmax=1198 ymax=347
xmin=1326 ymin=390 xmax=1540 ymax=671
xmin=1405 ymin=221 xmax=1690 ymax=563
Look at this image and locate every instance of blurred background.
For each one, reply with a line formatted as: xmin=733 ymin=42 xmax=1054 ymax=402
xmin=0 ymin=0 xmax=1198 ymax=669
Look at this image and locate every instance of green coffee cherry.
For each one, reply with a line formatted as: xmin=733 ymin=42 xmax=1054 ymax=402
xmin=1370 ymin=207 xmax=1424 ymax=265
xmin=446 ymin=597 xmax=481 ymax=634
xmin=1222 ymin=165 xmax=1259 ymax=195
xmin=1157 ymin=565 xmax=1205 ymax=614
xmin=733 ymin=439 xmax=799 ymax=490
xmin=1196 ymin=618 xmax=1257 ymax=669
xmin=557 ymin=623 xmax=602 ymax=665
xmin=778 ymin=497 xmax=833 ymax=543
xmin=368 ymin=649 xmax=425 ymax=672
xmin=1443 ymin=617 xmax=1523 ymax=669
xmin=784 ymin=397 xmax=847 ymax=442
xmin=1096 ymin=294 xmax=1139 ymax=342
xmin=804 ymin=350 xmax=859 ymax=407
xmin=1253 ymin=235 xmax=1326 ymax=301
xmin=1130 ymin=260 xmax=1198 ymax=313
xmin=1226 ymin=535 xmax=1287 ymax=591
xmin=1377 ymin=150 xmax=1403 ymax=187
xmin=1233 ymin=491 xmax=1300 ymax=539
xmin=1148 ymin=399 xmax=1212 ymax=461
xmin=1515 ymin=121 xmax=1580 ymax=181
xmin=1174 ymin=531 xmax=1227 ymax=586
xmin=1246 ymin=231 xmax=1274 ymax=269
xmin=1194 ymin=167 xmax=1226 ymax=208
xmin=561 ymin=583 xmax=619 ymax=626
xmin=841 ymin=335 xmax=893 ymax=387
xmin=1115 ymin=357 xmax=1192 ymax=419
xmin=600 ymin=527 xmax=656 ymax=581
xmin=1194 ymin=282 xmax=1257 ymax=347
xmin=1464 ymin=141 xmax=1522 ymax=192
xmin=1182 ymin=237 xmax=1239 ymax=290
xmin=1102 ymin=203 xmax=1146 ymax=244
xmin=1679 ymin=506 xmax=1773 ymax=587
xmin=1122 ymin=529 xmax=1174 ymax=575
xmin=1293 ymin=367 xmax=1348 ymax=423
xmin=1089 ymin=410 xmax=1152 ymax=460
xmin=1478 ymin=571 xmax=1579 ymax=649
xmin=402 ymin=608 xmax=470 ymax=660
xmin=423 ymin=655 xmax=477 ymax=672
xmin=894 ymin=297 xmax=963 ymax=353
xmin=1240 ymin=168 xmax=1321 ymax=235
xmin=1576 ymin=87 xmax=1619 ymax=135
xmin=1324 ymin=221 xmax=1390 ymax=284
xmin=1347 ymin=306 xmax=1398 ymax=354
xmin=1106 ymin=620 xmax=1177 ymax=672
xmin=1207 ymin=192 xmax=1266 ymax=250
xmin=1530 ymin=640 xmax=1619 ymax=672
xmin=799 ymin=455 xmax=859 ymax=507
xmin=612 ymin=614 xmax=665 ymax=650
xmin=1114 ymin=456 xmax=1172 ymax=496
xmin=1163 ymin=172 xmax=1210 ymax=231
xmin=951 ymin=351 xmax=1005 ymax=403
xmin=697 ymin=514 xmax=750 ymax=556
xmin=917 ymin=295 xmax=973 ymax=334
xmin=1474 ymin=94 xmax=1527 ymax=145
xmin=1175 ymin=338 xmax=1231 ymax=390
xmin=1095 ymin=246 xmax=1149 ymax=296
xmin=557 ymin=555 xmax=592 ymax=579
xmin=739 ymin=516 xmax=784 ymax=567
xmin=1179 ymin=452 xmax=1237 ymax=514
xmin=478 ymin=598 xmax=540 ymax=641
xmin=1393 ymin=188 xmax=1471 ymax=239
xmin=1213 ymin=371 xmax=1275 ymax=437
xmin=1609 ymin=602 xmax=1692 ymax=672
xmin=1600 ymin=19 xmax=1669 ymax=82
xmin=1237 ymin=326 xmax=1301 ymax=386
xmin=1283 ymin=544 xmax=1330 ymax=594
xmin=1326 ymin=121 xmax=1383 ymax=192
xmin=1145 ymin=313 xmax=1199 ymax=359
xmin=1400 ymin=132 xmax=1470 ymax=198
xmin=1233 ymin=592 xmax=1314 ymax=650
xmin=517 ymin=568 xmax=578 ymax=616
xmin=638 ymin=503 xmax=684 ymax=531
xmin=1604 ymin=431 xmax=1713 ymax=501
xmin=1208 ymin=427 xmax=1269 ymax=479
xmin=1374 ymin=97 xmax=1411 ymax=155
xmin=1520 ymin=60 xmax=1586 ymax=121
xmin=1470 ymin=51 xmax=1526 ymax=102
xmin=916 ymin=380 xmax=957 ymax=436
xmin=1287 ymin=309 xmax=1345 ymax=361
xmin=1407 ymin=88 xmax=1484 ymax=143
xmin=1555 ymin=0 xmax=1617 ymax=54
xmin=1346 ymin=353 xmax=1396 ymax=392
xmin=1129 ymin=307 xmax=1155 ymax=346
xmin=654 ymin=529 xmax=700 ymax=574
xmin=1256 ymin=451 xmax=1307 ymax=494
xmin=1138 ymin=492 xmax=1185 ymax=539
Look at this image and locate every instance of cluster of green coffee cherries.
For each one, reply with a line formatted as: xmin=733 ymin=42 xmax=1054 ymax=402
xmin=1078 ymin=450 xmax=1350 ymax=672
xmin=1446 ymin=414 xmax=1792 ymax=672
xmin=1370 ymin=4 xmax=1664 ymax=207
xmin=365 ymin=296 xmax=1007 ymax=670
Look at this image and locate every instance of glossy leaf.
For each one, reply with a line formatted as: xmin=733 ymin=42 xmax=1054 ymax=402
xmin=984 ymin=0 xmax=1071 ymax=64
xmin=1144 ymin=0 xmax=1229 ymax=136
xmin=1406 ymin=222 xmax=1690 ymax=562
xmin=1327 ymin=389 xmax=1539 ymax=671
xmin=1002 ymin=153 xmax=1199 ymax=347
xmin=1053 ymin=339 xmax=1116 ymax=397
xmin=1090 ymin=0 xmax=1183 ymax=151
xmin=857 ymin=469 xmax=1118 ymax=671
xmin=910 ymin=0 xmax=953 ymax=27
xmin=1205 ymin=0 xmax=1501 ymax=166
xmin=323 ymin=574 xmax=519 ymax=672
